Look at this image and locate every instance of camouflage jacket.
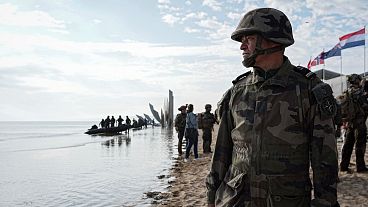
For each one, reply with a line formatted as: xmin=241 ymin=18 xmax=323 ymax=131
xmin=174 ymin=113 xmax=187 ymax=131
xmin=206 ymin=57 xmax=339 ymax=207
xmin=202 ymin=112 xmax=217 ymax=129
xmin=339 ymin=87 xmax=368 ymax=127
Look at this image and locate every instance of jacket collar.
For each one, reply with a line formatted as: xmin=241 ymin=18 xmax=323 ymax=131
xmin=246 ymin=56 xmax=292 ymax=87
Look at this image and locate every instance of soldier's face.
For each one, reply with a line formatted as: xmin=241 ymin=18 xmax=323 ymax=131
xmin=240 ymin=34 xmax=257 ymax=59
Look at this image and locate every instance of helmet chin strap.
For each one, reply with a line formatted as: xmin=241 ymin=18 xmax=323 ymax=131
xmin=242 ymin=35 xmax=285 ymax=68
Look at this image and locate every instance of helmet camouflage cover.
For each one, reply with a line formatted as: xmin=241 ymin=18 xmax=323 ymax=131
xmin=231 ymin=8 xmax=294 ymax=47
xmin=347 ymin=74 xmax=362 ymax=84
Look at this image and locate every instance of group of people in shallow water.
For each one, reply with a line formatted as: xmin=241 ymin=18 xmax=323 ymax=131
xmin=99 ymin=115 xmax=128 ymax=128
xmin=96 ymin=115 xmax=151 ymax=129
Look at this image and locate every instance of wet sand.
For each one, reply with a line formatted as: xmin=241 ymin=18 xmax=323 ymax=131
xmin=154 ymin=125 xmax=368 ymax=207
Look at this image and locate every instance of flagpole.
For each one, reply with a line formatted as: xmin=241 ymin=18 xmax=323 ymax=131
xmin=364 ymin=25 xmax=366 ymax=77
xmin=323 ymin=49 xmax=325 ymax=81
xmin=340 ymin=55 xmax=343 ymax=94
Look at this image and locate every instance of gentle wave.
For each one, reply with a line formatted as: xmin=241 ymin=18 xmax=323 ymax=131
xmin=9 ymin=141 xmax=101 ymax=152
xmin=0 ymin=132 xmax=80 ymax=142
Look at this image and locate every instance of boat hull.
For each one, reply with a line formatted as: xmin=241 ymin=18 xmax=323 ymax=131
xmin=85 ymin=125 xmax=129 ymax=135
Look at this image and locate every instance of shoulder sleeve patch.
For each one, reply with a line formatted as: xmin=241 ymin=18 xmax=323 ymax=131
xmin=311 ymin=82 xmax=337 ymax=119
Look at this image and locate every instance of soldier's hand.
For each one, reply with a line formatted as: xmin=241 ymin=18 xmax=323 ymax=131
xmin=175 ymin=127 xmax=179 ymax=132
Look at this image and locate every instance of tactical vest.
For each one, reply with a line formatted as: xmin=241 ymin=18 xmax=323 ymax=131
xmin=201 ymin=112 xmax=216 ymax=129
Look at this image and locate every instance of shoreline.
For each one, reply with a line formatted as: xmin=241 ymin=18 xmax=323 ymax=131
xmin=153 ymin=125 xmax=368 ymax=207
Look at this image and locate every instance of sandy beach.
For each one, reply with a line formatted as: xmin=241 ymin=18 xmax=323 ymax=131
xmin=153 ymin=125 xmax=368 ymax=207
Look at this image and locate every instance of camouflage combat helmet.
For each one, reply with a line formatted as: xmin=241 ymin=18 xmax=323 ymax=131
xmin=231 ymin=8 xmax=294 ymax=46
xmin=231 ymin=8 xmax=294 ymax=68
xmin=205 ymin=104 xmax=212 ymax=109
xmin=347 ymin=74 xmax=362 ymax=85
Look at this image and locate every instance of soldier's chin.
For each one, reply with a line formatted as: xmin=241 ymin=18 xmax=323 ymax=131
xmin=242 ymin=58 xmax=255 ymax=68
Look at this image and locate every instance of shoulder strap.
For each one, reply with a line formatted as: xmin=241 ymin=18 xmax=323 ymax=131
xmin=232 ymin=71 xmax=251 ymax=85
xmin=293 ymin=66 xmax=317 ymax=80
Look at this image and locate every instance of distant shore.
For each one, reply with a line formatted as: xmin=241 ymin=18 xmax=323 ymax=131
xmin=153 ymin=125 xmax=368 ymax=207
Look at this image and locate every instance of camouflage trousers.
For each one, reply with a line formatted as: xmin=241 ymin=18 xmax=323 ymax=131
xmin=215 ymin=173 xmax=311 ymax=207
xmin=340 ymin=124 xmax=367 ymax=170
xmin=202 ymin=127 xmax=212 ymax=153
xmin=177 ymin=129 xmax=185 ymax=155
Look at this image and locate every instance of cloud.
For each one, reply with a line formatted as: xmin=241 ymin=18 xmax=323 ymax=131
xmin=161 ymin=14 xmax=180 ymax=25
xmin=158 ymin=0 xmax=171 ymax=4
xmin=195 ymin=17 xmax=222 ymax=29
xmin=17 ymin=76 xmax=94 ymax=95
xmin=2 ymin=0 xmax=367 ymax=121
xmin=184 ymin=27 xmax=200 ymax=33
xmin=202 ymin=0 xmax=222 ymax=11
xmin=93 ymin=19 xmax=102 ymax=24
xmin=227 ymin=12 xmax=242 ymax=20
xmin=0 ymin=3 xmax=65 ymax=29
xmin=182 ymin=12 xmax=208 ymax=22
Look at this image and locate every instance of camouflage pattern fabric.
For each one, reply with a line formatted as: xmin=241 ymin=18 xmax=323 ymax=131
xmin=206 ymin=57 xmax=339 ymax=207
xmin=231 ymin=8 xmax=294 ymax=47
xmin=174 ymin=113 xmax=187 ymax=131
xmin=338 ymin=87 xmax=367 ymax=125
xmin=202 ymin=112 xmax=217 ymax=153
xmin=340 ymin=86 xmax=368 ymax=171
xmin=202 ymin=112 xmax=217 ymax=129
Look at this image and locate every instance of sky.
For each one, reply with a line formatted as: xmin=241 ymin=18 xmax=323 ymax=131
xmin=0 ymin=0 xmax=367 ymax=121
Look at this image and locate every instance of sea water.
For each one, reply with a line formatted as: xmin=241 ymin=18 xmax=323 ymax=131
xmin=0 ymin=121 xmax=175 ymax=207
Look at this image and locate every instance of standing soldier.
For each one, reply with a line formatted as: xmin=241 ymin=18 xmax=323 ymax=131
xmin=200 ymin=104 xmax=217 ymax=153
xmin=117 ymin=115 xmax=124 ymax=127
xmin=174 ymin=105 xmax=187 ymax=155
xmin=105 ymin=116 xmax=111 ymax=128
xmin=339 ymin=74 xmax=368 ymax=172
xmin=111 ymin=116 xmax=116 ymax=127
xmin=125 ymin=116 xmax=131 ymax=127
xmin=206 ymin=8 xmax=339 ymax=207
xmin=125 ymin=116 xmax=132 ymax=135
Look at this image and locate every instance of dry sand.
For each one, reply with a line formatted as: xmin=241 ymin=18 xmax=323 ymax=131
xmin=151 ymin=125 xmax=368 ymax=207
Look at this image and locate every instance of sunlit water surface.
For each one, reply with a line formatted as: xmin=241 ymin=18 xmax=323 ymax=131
xmin=0 ymin=121 xmax=175 ymax=207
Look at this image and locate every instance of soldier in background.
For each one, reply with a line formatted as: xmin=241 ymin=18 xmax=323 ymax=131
xmin=206 ymin=8 xmax=339 ymax=207
xmin=99 ymin=119 xmax=105 ymax=128
xmin=117 ymin=115 xmax=124 ymax=127
xmin=125 ymin=116 xmax=132 ymax=135
xmin=339 ymin=74 xmax=368 ymax=173
xmin=105 ymin=116 xmax=111 ymax=128
xmin=125 ymin=116 xmax=131 ymax=127
xmin=174 ymin=105 xmax=187 ymax=155
xmin=110 ymin=116 xmax=116 ymax=127
xmin=199 ymin=104 xmax=217 ymax=153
